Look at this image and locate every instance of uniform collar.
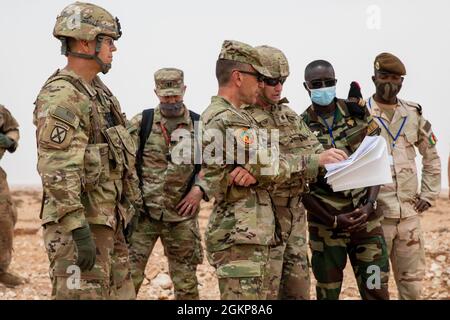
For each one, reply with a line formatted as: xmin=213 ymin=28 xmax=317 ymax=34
xmin=368 ymin=95 xmax=407 ymax=124
xmin=212 ymin=95 xmax=237 ymax=109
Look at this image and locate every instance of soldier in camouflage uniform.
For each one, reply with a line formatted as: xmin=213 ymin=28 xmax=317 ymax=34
xmin=196 ymin=40 xmax=347 ymax=300
xmin=366 ymin=53 xmax=441 ymax=299
xmin=0 ymin=105 xmax=26 ymax=287
xmin=241 ymin=46 xmax=323 ymax=300
xmin=301 ymin=60 xmax=390 ymax=300
xmin=127 ymin=68 xmax=204 ymax=300
xmin=33 ymin=2 xmax=142 ymax=299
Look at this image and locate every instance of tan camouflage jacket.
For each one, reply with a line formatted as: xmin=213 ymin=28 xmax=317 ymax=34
xmin=242 ymin=100 xmax=323 ymax=203
xmin=0 ymin=104 xmax=20 ymax=160
xmin=128 ymin=105 xmax=199 ymax=222
xmin=33 ymin=69 xmax=142 ymax=232
xmin=367 ymin=96 xmax=441 ymax=219
xmin=197 ymin=96 xmax=320 ymax=253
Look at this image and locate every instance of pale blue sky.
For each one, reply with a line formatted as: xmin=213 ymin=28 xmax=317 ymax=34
xmin=0 ymin=0 xmax=449 ymax=188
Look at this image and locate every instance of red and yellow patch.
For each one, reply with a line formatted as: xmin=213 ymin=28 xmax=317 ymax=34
xmin=236 ymin=128 xmax=255 ymax=145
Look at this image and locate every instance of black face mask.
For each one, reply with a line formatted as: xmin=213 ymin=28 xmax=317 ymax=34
xmin=160 ymin=101 xmax=184 ymax=118
xmin=375 ymin=81 xmax=401 ymax=102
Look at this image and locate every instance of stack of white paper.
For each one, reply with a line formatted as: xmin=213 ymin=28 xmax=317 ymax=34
xmin=324 ymin=136 xmax=392 ymax=192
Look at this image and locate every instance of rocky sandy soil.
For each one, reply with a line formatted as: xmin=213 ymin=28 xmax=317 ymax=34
xmin=1 ymin=187 xmax=448 ymax=300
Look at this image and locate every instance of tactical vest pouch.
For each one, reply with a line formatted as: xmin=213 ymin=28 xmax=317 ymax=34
xmin=83 ymin=143 xmax=111 ymax=191
xmin=104 ymin=125 xmax=137 ymax=171
xmin=115 ymin=125 xmax=137 ymax=169
xmin=83 ymin=144 xmax=102 ymax=192
xmin=104 ymin=126 xmax=125 ymax=170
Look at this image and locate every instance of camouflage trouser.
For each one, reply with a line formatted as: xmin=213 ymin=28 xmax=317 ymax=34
xmin=208 ymin=244 xmax=269 ymax=300
xmin=264 ymin=202 xmax=310 ymax=300
xmin=43 ymin=218 xmax=136 ymax=300
xmin=309 ymin=217 xmax=390 ymax=300
xmin=128 ymin=215 xmax=203 ymax=299
xmin=0 ymin=167 xmax=17 ymax=274
xmin=382 ymin=215 xmax=426 ymax=300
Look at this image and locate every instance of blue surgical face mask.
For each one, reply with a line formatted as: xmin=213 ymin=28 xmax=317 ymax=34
xmin=310 ymin=86 xmax=336 ymax=106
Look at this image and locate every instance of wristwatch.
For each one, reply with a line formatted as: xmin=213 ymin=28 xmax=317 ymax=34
xmin=367 ymin=199 xmax=377 ymax=210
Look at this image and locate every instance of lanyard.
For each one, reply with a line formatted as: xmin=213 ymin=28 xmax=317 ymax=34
xmin=159 ymin=123 xmax=184 ymax=147
xmin=318 ymin=108 xmax=338 ymax=148
xmin=368 ymin=98 xmax=407 ymax=148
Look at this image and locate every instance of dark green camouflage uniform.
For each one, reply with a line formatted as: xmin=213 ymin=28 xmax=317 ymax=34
xmin=301 ymin=99 xmax=390 ymax=300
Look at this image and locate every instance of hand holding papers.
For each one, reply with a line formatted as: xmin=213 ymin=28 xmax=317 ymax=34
xmin=324 ymin=136 xmax=392 ymax=192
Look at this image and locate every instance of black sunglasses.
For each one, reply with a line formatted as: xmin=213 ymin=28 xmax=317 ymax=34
xmin=307 ymin=78 xmax=337 ymax=89
xmin=263 ymin=77 xmax=287 ymax=86
xmin=237 ymin=70 xmax=264 ymax=82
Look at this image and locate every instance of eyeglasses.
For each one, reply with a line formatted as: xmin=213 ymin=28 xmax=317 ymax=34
xmin=99 ymin=36 xmax=116 ymax=48
xmin=236 ymin=70 xmax=264 ymax=82
xmin=263 ymin=77 xmax=287 ymax=86
xmin=307 ymin=78 xmax=337 ymax=89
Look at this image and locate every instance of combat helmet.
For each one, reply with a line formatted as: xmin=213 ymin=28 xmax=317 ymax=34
xmin=53 ymin=2 xmax=122 ymax=73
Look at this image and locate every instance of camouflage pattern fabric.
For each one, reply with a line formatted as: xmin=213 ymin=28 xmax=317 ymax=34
xmin=301 ymin=99 xmax=381 ymax=219
xmin=254 ymin=45 xmax=290 ymax=78
xmin=381 ymin=216 xmax=426 ymax=299
xmin=242 ymin=101 xmax=323 ymax=299
xmin=128 ymin=214 xmax=203 ymax=299
xmin=127 ymin=104 xmax=203 ymax=299
xmin=367 ymin=96 xmax=441 ymax=299
xmin=197 ymin=94 xmax=322 ymax=299
xmin=218 ymin=40 xmax=270 ymax=77
xmin=367 ymin=97 xmax=441 ymax=217
xmin=0 ymin=168 xmax=18 ymax=274
xmin=0 ymin=105 xmax=19 ymax=275
xmin=309 ymin=218 xmax=390 ymax=300
xmin=33 ymin=68 xmax=141 ymax=299
xmin=128 ymin=106 xmax=198 ymax=222
xmin=53 ymin=2 xmax=121 ymax=41
xmin=265 ymin=204 xmax=310 ymax=300
xmin=208 ymin=244 xmax=269 ymax=300
xmin=43 ymin=219 xmax=135 ymax=299
xmin=301 ymin=99 xmax=390 ymax=300
xmin=154 ymin=68 xmax=185 ymax=97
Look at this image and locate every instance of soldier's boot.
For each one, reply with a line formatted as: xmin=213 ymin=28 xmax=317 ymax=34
xmin=0 ymin=271 xmax=27 ymax=288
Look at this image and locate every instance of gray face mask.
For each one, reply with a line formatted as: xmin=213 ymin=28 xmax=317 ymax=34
xmin=159 ymin=101 xmax=184 ymax=118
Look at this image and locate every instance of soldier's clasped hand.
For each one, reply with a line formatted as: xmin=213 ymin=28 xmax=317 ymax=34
xmin=228 ymin=166 xmax=257 ymax=187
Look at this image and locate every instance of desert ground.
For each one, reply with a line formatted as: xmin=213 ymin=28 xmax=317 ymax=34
xmin=1 ymin=187 xmax=448 ymax=300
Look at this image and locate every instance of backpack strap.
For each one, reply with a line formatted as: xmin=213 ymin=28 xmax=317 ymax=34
xmin=188 ymin=110 xmax=201 ymax=175
xmin=136 ymin=108 xmax=154 ymax=187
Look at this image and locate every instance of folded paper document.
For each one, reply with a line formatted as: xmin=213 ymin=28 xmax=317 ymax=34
xmin=324 ymin=136 xmax=392 ymax=192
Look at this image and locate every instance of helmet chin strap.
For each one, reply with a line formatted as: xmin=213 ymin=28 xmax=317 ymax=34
xmin=63 ymin=37 xmax=112 ymax=74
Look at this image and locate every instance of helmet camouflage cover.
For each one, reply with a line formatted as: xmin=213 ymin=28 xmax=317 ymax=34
xmin=53 ymin=1 xmax=122 ymax=41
